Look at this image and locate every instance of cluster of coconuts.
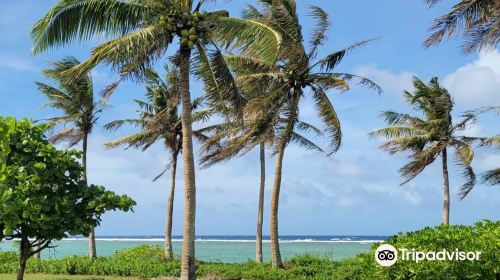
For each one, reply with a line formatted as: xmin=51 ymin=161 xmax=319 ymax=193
xmin=159 ymin=11 xmax=211 ymax=49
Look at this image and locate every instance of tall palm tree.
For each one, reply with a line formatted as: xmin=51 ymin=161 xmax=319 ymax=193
xmin=104 ymin=66 xmax=190 ymax=260
xmin=424 ymin=0 xmax=500 ymax=54
xmin=199 ymin=108 xmax=323 ymax=263
xmin=203 ymin=1 xmax=381 ymax=268
xmin=32 ymin=1 xmax=280 ymax=278
xmin=370 ymin=76 xmax=495 ymax=225
xmin=36 ymin=56 xmax=104 ymax=259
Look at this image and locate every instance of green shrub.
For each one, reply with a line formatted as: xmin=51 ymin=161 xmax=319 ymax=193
xmin=335 ymin=220 xmax=500 ymax=280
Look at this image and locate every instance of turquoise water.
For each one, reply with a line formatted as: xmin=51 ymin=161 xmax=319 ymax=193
xmin=0 ymin=238 xmax=377 ymax=263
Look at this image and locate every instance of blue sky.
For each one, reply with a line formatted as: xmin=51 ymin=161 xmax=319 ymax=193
xmin=0 ymin=0 xmax=498 ymax=236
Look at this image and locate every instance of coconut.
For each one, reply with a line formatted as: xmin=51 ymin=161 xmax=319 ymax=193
xmin=181 ymin=29 xmax=190 ymax=37
xmin=189 ymin=35 xmax=198 ymax=42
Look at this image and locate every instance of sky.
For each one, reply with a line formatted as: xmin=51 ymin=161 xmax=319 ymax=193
xmin=0 ymin=0 xmax=498 ymax=236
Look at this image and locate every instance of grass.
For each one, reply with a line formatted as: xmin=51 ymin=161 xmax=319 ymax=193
xmin=0 ymin=275 xmax=143 ymax=280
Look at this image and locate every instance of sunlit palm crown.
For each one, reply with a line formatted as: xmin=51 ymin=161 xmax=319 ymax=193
xmin=200 ymin=0 xmax=381 ymax=163
xmin=31 ymin=0 xmax=282 ymax=108
xmin=424 ymin=0 xmax=500 ymax=54
xmin=36 ymin=57 xmax=103 ymax=146
xmin=371 ymin=76 xmax=498 ymax=198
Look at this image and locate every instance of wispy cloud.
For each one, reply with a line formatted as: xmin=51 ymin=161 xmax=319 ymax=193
xmin=0 ymin=54 xmax=38 ymax=73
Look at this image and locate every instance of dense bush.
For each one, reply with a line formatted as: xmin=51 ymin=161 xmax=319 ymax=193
xmin=0 ymin=220 xmax=497 ymax=279
xmin=373 ymin=219 xmax=499 ymax=280
xmin=333 ymin=219 xmax=500 ymax=280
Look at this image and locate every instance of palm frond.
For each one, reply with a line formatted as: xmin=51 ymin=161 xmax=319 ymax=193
xmin=307 ymin=5 xmax=330 ymax=59
xmin=32 ymin=0 xmax=150 ymax=54
xmin=452 ymin=139 xmax=477 ymax=199
xmin=400 ymin=141 xmax=446 ymax=185
xmin=380 ymin=111 xmax=425 ymax=126
xmin=104 ymin=131 xmax=155 ymax=150
xmin=296 ymin=121 xmax=323 ymax=137
xmin=329 ymin=73 xmax=383 ymax=94
xmin=458 ymin=163 xmax=477 ymax=199
xmin=224 ymin=55 xmax=272 ymax=75
xmin=318 ymin=39 xmax=376 ymax=72
xmin=194 ymin=44 xmax=244 ymax=123
xmin=210 ymin=16 xmax=282 ymax=64
xmin=482 ymin=168 xmax=500 ymax=186
xmin=370 ymin=127 xmax=425 ymax=140
xmin=453 ymin=106 xmax=500 ymax=132
xmin=47 ymin=127 xmax=79 ymax=145
xmin=63 ymin=23 xmax=171 ymax=82
xmin=290 ymin=132 xmax=324 ymax=153
xmin=103 ymin=119 xmax=143 ymax=131
xmin=312 ymin=86 xmax=342 ymax=155
xmin=424 ymin=0 xmax=500 ymax=54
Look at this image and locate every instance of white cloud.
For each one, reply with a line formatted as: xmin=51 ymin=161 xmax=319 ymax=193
xmin=353 ymin=50 xmax=500 ymax=108
xmin=403 ymin=191 xmax=422 ymax=206
xmin=476 ymin=154 xmax=500 ymax=171
xmin=354 ymin=64 xmax=414 ymax=97
xmin=443 ymin=50 xmax=500 ymax=108
xmin=0 ymin=55 xmax=38 ymax=73
xmin=460 ymin=122 xmax=483 ymax=137
xmin=328 ymin=160 xmax=363 ymax=177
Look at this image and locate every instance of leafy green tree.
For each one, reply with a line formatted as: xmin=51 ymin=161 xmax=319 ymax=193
xmin=32 ymin=2 xmax=280 ymax=278
xmin=210 ymin=1 xmax=380 ymax=268
xmin=0 ymin=117 xmax=135 ymax=280
xmin=424 ymin=0 xmax=499 ymax=54
xmin=370 ymin=77 xmax=495 ymax=225
xmin=104 ymin=66 xmax=207 ymax=260
xmin=36 ymin=56 xmax=104 ymax=259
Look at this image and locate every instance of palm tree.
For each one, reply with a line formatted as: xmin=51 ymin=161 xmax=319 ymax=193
xmin=203 ymin=1 xmax=381 ymax=268
xmin=105 ymin=66 xmax=187 ymax=260
xmin=423 ymin=0 xmax=500 ymax=54
xmin=370 ymin=76 xmax=495 ymax=225
xmin=199 ymin=108 xmax=323 ymax=263
xmin=32 ymin=1 xmax=280 ymax=278
xmin=36 ymin=56 xmax=104 ymax=259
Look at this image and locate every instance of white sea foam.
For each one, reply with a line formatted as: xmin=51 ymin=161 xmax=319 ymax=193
xmin=59 ymin=238 xmax=382 ymax=243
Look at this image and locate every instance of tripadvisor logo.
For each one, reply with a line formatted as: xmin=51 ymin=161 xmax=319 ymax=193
xmin=375 ymin=244 xmax=481 ymax=267
xmin=375 ymin=244 xmax=398 ymax=266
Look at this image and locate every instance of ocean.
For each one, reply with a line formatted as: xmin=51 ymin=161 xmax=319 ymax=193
xmin=0 ymin=236 xmax=386 ymax=263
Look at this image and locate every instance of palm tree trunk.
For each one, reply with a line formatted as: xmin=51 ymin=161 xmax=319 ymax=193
xmin=179 ymin=47 xmax=197 ymax=280
xmin=82 ymin=133 xmax=97 ymax=259
xmin=165 ymin=151 xmax=178 ymax=260
xmin=270 ymin=143 xmax=285 ymax=268
xmin=256 ymin=142 xmax=265 ymax=263
xmin=442 ymin=148 xmax=450 ymax=225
